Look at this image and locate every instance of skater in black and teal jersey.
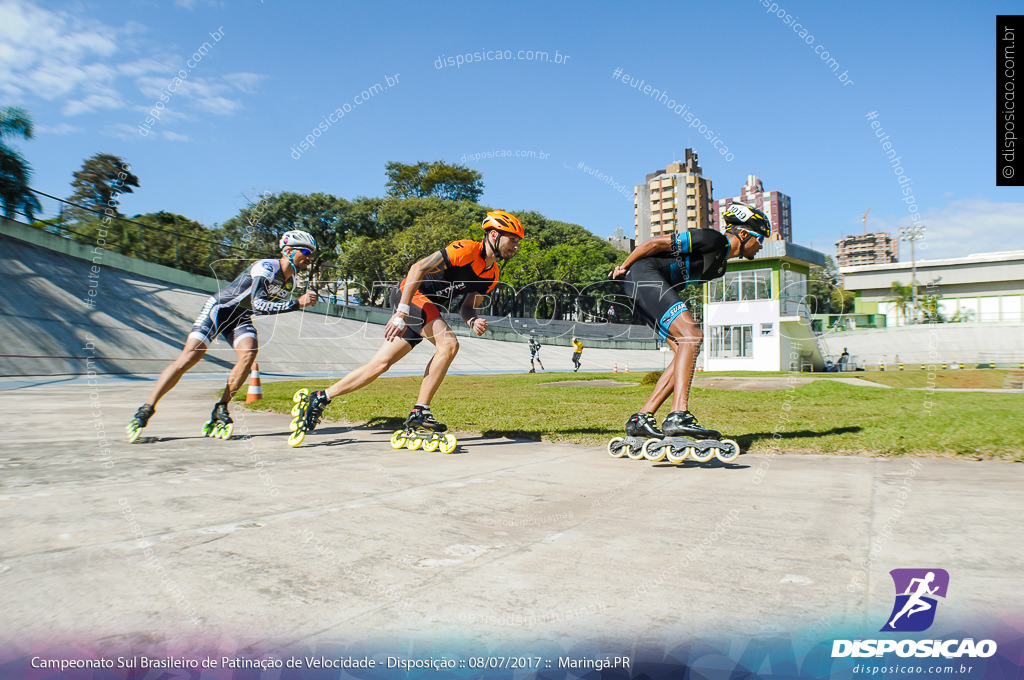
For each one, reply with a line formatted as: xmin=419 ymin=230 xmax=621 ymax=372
xmin=607 ymin=202 xmax=770 ymax=463
xmin=126 ymin=231 xmax=319 ymax=442
xmin=288 ymin=210 xmax=524 ymax=450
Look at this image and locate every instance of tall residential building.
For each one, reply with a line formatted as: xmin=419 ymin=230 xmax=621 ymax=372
xmin=712 ymin=174 xmax=792 ymax=241
xmin=835 ymin=232 xmax=899 ymax=268
xmin=634 ymin=149 xmax=714 ymax=243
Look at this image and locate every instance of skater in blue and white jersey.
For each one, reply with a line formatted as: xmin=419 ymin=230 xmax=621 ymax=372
xmin=126 ymin=230 xmax=319 ymax=441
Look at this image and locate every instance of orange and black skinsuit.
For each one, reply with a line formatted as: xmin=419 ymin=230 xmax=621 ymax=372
xmin=388 ymin=239 xmax=499 ymax=346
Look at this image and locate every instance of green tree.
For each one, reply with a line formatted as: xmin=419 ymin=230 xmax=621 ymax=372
xmin=0 ymin=106 xmax=41 ymax=220
xmin=222 ymin=192 xmax=360 ymax=288
xmin=919 ymin=292 xmax=945 ymax=323
xmin=385 ymin=161 xmax=484 ymax=202
xmin=131 ymin=212 xmax=223 ymax=273
xmin=885 ymin=281 xmax=915 ymax=325
xmin=67 ymin=153 xmax=139 ymax=217
xmin=807 ymin=255 xmax=854 ymax=314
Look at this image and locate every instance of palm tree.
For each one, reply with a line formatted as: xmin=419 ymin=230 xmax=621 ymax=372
xmin=0 ymin=107 xmax=41 ymax=221
xmin=885 ymin=282 xmax=914 ymax=325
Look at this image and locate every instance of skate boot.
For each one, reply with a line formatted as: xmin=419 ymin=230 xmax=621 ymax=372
xmin=529 ymin=368 xmax=536 ymax=373
xmin=643 ymin=411 xmax=740 ymax=464
xmin=288 ymin=389 xmax=329 ymax=447
xmin=202 ymin=402 xmax=234 ymax=440
xmin=126 ymin=403 xmax=155 ymax=443
xmin=391 ymin=405 xmax=457 ymax=454
xmin=609 ymin=412 xmax=662 ymax=460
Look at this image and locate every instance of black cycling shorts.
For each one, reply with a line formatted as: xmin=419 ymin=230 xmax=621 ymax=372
xmin=189 ymin=298 xmax=257 ymax=347
xmin=622 ymin=258 xmax=690 ymax=341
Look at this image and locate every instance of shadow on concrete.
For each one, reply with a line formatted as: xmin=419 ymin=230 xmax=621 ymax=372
xmin=736 ymin=426 xmax=863 ymax=449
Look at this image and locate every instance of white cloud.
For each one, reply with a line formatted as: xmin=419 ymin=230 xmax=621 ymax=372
xmin=869 ymin=198 xmax=1024 ymax=261
xmin=223 ymin=72 xmax=266 ymax=95
xmin=35 ymin=122 xmax=84 ymax=135
xmin=0 ymin=0 xmax=121 ymax=101
xmin=0 ymin=0 xmax=263 ymax=125
xmin=162 ymin=131 xmax=189 ymax=141
xmin=64 ymin=91 xmax=124 ymax=115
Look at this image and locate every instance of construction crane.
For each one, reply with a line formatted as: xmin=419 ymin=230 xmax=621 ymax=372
xmin=862 ymin=206 xmax=872 ymax=234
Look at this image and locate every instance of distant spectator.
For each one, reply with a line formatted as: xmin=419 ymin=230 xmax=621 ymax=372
xmin=837 ymin=348 xmax=850 ymax=372
xmin=607 ymin=305 xmax=616 ymax=324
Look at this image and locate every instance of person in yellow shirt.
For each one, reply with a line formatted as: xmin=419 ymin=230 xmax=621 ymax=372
xmin=571 ymin=337 xmax=583 ymax=372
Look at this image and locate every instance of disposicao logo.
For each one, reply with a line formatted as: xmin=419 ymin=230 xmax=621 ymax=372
xmin=832 ymin=568 xmax=998 ymax=659
xmin=881 ymin=568 xmax=949 ymax=632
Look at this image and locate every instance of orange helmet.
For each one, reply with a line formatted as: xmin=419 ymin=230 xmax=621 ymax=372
xmin=482 ymin=210 xmax=525 ymax=238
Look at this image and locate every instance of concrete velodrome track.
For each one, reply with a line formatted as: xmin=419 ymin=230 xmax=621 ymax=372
xmin=0 ymin=231 xmax=1021 ymax=653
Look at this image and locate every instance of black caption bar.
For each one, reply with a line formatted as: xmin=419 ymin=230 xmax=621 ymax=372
xmin=997 ymin=15 xmax=1024 ymax=186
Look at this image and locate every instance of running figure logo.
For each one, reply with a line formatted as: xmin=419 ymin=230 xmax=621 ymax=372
xmin=881 ymin=568 xmax=950 ymax=632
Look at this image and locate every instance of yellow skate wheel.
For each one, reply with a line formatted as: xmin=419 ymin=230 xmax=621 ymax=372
xmin=219 ymin=423 xmax=233 ymax=440
xmin=202 ymin=421 xmax=215 ymax=437
xmin=288 ymin=429 xmax=306 ymax=447
xmin=290 ymin=402 xmax=303 ymax=416
xmin=666 ymin=446 xmax=692 ymax=464
xmin=290 ymin=416 xmax=303 ymax=431
xmin=643 ymin=438 xmax=667 ymax=462
xmin=691 ymin=444 xmax=716 ymax=463
xmin=626 ymin=441 xmax=646 ymax=460
xmin=406 ymin=437 xmax=422 ymax=451
xmin=438 ymin=433 xmax=457 ymax=454
xmin=127 ymin=423 xmax=142 ymax=443
xmin=292 ymin=388 xmax=308 ymax=403
xmin=716 ymin=439 xmax=741 ymax=463
xmin=390 ymin=431 xmax=407 ymax=449
xmin=607 ymin=437 xmax=626 ymax=458
xmin=422 ymin=438 xmax=440 ymax=452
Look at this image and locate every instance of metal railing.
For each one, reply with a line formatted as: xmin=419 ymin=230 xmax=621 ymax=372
xmin=14 ymin=189 xmax=264 ymax=279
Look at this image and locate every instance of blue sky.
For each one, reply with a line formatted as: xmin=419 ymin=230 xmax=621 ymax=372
xmin=1 ymin=0 xmax=1021 ymax=261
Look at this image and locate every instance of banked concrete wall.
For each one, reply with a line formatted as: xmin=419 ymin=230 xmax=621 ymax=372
xmin=0 ymin=220 xmax=664 ymax=377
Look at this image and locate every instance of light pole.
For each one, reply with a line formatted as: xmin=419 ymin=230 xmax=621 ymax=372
xmin=898 ymin=225 xmax=926 ymax=324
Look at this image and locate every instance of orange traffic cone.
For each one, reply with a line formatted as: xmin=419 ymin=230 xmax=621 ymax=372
xmin=625 ymin=362 xmax=629 ymax=373
xmin=613 ymin=362 xmax=618 ymax=374
xmin=246 ymin=363 xmax=263 ymax=403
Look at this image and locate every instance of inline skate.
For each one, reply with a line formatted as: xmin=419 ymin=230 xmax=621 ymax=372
xmin=126 ymin=403 xmax=155 ymax=443
xmin=641 ymin=411 xmax=740 ymax=463
xmin=288 ymin=388 xmax=329 ymax=447
xmin=390 ymin=405 xmax=457 ymax=454
xmin=608 ymin=412 xmax=663 ymax=460
xmin=202 ymin=402 xmax=234 ymax=440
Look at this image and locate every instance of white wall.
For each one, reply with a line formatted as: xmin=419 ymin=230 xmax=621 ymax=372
xmin=703 ymin=300 xmax=782 ymax=371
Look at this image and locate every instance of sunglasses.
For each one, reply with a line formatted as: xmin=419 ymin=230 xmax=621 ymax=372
xmin=296 ymin=248 xmax=313 ymax=256
xmin=738 ymin=228 xmax=766 ymax=244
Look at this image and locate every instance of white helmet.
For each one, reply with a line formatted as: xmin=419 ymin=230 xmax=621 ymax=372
xmin=280 ymin=230 xmax=317 ymax=252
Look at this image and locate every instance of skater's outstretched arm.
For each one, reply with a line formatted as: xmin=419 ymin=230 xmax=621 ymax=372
xmin=250 ymin=267 xmax=317 ymax=314
xmin=460 ymin=293 xmax=489 ymax=336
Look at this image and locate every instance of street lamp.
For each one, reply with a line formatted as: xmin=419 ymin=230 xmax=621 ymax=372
xmin=898 ymin=225 xmax=926 ymax=324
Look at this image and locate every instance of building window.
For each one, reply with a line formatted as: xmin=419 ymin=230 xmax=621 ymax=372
xmin=710 ymin=325 xmax=753 ymax=358
xmin=780 ymin=268 xmax=808 ymax=316
xmin=707 ymin=268 xmax=772 ymax=302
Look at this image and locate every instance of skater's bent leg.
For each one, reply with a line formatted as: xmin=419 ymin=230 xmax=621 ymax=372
xmin=667 ymin=312 xmax=702 ymax=413
xmin=325 ymin=338 xmax=414 ymax=399
xmin=416 ymin=318 xmax=459 ymax=405
xmin=146 ymin=337 xmax=209 ymax=406
xmin=220 ymin=336 xmax=258 ymax=403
